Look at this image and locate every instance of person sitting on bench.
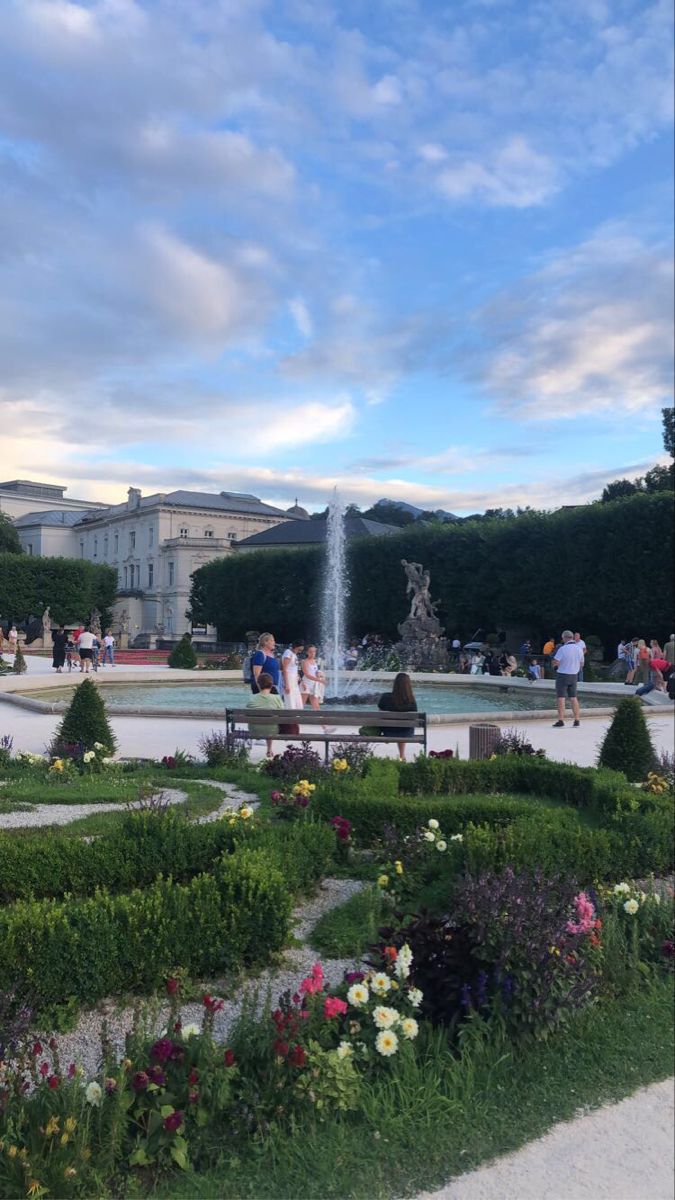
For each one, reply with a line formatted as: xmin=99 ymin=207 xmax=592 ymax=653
xmin=378 ymin=671 xmax=418 ymax=763
xmin=246 ymin=672 xmax=284 ymax=757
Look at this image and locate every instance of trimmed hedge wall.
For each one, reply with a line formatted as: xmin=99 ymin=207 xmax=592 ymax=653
xmin=0 ymin=812 xmax=335 ymax=905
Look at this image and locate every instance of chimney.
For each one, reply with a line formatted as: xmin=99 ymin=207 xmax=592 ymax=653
xmin=127 ymin=487 xmax=142 ymax=510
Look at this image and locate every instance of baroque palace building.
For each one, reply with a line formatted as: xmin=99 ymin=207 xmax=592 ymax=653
xmin=10 ymin=482 xmax=302 ymax=643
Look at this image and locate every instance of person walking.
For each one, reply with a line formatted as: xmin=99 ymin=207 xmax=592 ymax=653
xmin=377 ymin=671 xmax=418 ymax=762
xmin=76 ymin=627 xmax=96 ymax=674
xmin=102 ymin=630 xmax=116 ymax=666
xmin=552 ymin=631 xmax=585 ymax=727
xmin=250 ymin=633 xmax=280 ymax=694
xmin=281 ymin=639 xmax=304 ymax=709
xmin=634 ymin=639 xmax=651 ymax=686
xmin=51 ymin=625 xmax=68 ymax=673
xmin=300 ymin=645 xmax=326 ymax=711
xmin=245 ymin=672 xmax=284 ymax=757
xmin=8 ymin=625 xmax=18 ymax=654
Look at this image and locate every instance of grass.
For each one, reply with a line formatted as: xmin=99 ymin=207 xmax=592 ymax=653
xmin=157 ymin=978 xmax=674 ymax=1200
xmin=0 ymin=779 xmax=226 ymax=837
xmin=310 ymin=885 xmax=383 ymax=957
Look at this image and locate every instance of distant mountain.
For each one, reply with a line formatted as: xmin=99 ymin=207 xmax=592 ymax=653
xmin=373 ymin=498 xmax=458 ymax=521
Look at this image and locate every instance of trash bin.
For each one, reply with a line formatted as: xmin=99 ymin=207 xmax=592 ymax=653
xmin=469 ymin=723 xmax=501 ymax=760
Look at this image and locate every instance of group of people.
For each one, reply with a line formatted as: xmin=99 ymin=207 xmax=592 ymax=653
xmin=615 ymin=636 xmax=675 ymax=692
xmin=51 ymin=625 xmax=116 ymax=674
xmin=244 ymin=633 xmax=418 ymax=760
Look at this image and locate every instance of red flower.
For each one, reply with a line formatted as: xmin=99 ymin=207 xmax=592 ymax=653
xmin=188 ymin=1088 xmax=199 ymax=1105
xmin=203 ymin=993 xmax=225 ymax=1013
xmin=383 ymin=946 xmax=398 ymax=963
xmin=31 ymin=1041 xmax=42 ymax=1057
xmin=132 ymin=1071 xmax=149 ymax=1092
xmin=39 ymin=1061 xmax=49 ymax=1077
xmin=323 ymin=996 xmax=348 ymax=1019
xmin=49 ymin=1037 xmax=57 ymax=1051
xmin=163 ymin=1111 xmax=184 ymax=1133
xmin=48 ymin=1075 xmax=59 ymax=1090
xmin=67 ymin=1063 xmax=76 ymax=1079
xmin=273 ymin=1039 xmax=289 ymax=1057
xmin=148 ymin=1065 xmax=167 ymax=1086
xmin=150 ymin=1037 xmax=174 ymax=1062
xmin=188 ymin=1068 xmax=199 ymax=1085
xmin=288 ymin=1045 xmax=306 ymax=1069
xmin=224 ymin=1049 xmax=235 ymax=1068
xmin=166 ymin=977 xmax=179 ymax=995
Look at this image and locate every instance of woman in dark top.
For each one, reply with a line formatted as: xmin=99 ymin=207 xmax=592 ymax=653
xmin=378 ymin=671 xmax=418 ymax=762
xmin=51 ymin=625 xmax=68 ymax=673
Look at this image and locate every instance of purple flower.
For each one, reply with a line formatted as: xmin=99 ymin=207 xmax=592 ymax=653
xmin=345 ymin=971 xmax=365 ymax=985
xmin=150 ymin=1037 xmax=174 ymax=1063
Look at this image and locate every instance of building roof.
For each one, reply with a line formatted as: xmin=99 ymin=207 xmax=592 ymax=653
xmin=236 ymin=516 xmax=400 ymax=548
xmin=13 ymin=509 xmax=97 ymax=528
xmin=76 ymin=488 xmax=291 ymax=524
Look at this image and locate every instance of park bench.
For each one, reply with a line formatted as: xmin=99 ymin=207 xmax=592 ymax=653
xmin=225 ymin=707 xmax=427 ymax=761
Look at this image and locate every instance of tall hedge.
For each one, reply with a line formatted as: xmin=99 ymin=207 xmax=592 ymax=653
xmin=189 ymin=492 xmax=674 ymax=647
xmin=0 ymin=554 xmax=117 ymax=625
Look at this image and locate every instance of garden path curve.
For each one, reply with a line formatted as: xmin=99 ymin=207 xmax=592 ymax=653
xmin=0 ymin=779 xmax=253 ymax=829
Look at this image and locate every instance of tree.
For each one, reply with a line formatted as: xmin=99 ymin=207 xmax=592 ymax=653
xmin=642 ymin=463 xmax=674 ymax=493
xmin=597 ymin=697 xmax=655 ymax=782
xmin=601 ymin=479 xmax=638 ymax=503
xmin=0 ymin=555 xmax=116 ymax=626
xmin=12 ymin=642 xmax=27 ymax=675
xmin=168 ymin=633 xmax=197 ymax=669
xmin=0 ymin=514 xmax=21 ymax=554
xmin=663 ymin=406 xmax=675 ymax=458
xmin=52 ymin=678 xmax=117 ymax=753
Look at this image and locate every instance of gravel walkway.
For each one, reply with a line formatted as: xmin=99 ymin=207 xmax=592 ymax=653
xmin=414 ymin=1077 xmax=675 ymax=1200
xmin=0 ymin=778 xmax=255 ymax=829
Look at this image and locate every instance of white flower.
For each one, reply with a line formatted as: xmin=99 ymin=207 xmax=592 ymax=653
xmin=423 ymin=831 xmax=436 ymax=842
xmin=370 ymin=973 xmax=392 ymax=996
xmin=239 ymin=806 xmax=253 ymax=820
xmin=427 ymin=819 xmax=439 ymax=830
xmin=94 ymin=742 xmax=104 ymax=750
xmin=395 ymin=943 xmax=413 ymax=981
xmin=613 ymin=883 xmax=630 ymax=895
xmin=623 ymin=899 xmax=639 ymax=915
xmin=408 ymin=987 xmax=423 ymax=1008
xmin=182 ymin=1023 xmax=200 ymax=1038
xmin=400 ymin=1017 xmax=419 ymax=1040
xmin=436 ymin=840 xmax=447 ymax=852
xmin=82 ymin=751 xmax=95 ymax=763
xmin=373 ymin=1006 xmax=399 ymax=1029
xmin=450 ymin=833 xmax=463 ymax=843
xmin=347 ymin=983 xmax=369 ymax=1007
xmin=375 ymin=1030 xmax=399 ymax=1057
xmin=102 ymin=757 xmax=114 ymax=765
xmin=85 ymin=1081 xmax=102 ymax=1106
xmin=336 ymin=1041 xmax=353 ymax=1060
xmin=652 ymin=893 xmax=662 ymax=905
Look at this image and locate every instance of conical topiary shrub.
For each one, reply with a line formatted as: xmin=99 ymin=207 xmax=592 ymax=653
xmin=12 ymin=642 xmax=27 ymax=675
xmin=52 ymin=678 xmax=117 ymax=753
xmin=168 ymin=634 xmax=197 ymax=669
xmin=597 ymin=697 xmax=655 ymax=782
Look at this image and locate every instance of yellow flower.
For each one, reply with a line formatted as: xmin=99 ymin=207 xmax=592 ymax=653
xmin=239 ymin=807 xmax=253 ymax=820
xmin=64 ymin=1168 xmax=77 ymax=1179
xmin=64 ymin=1118 xmax=77 ymax=1134
xmin=395 ymin=861 xmax=403 ymax=875
xmin=44 ymin=1117 xmax=59 ymax=1137
xmin=27 ymin=1182 xmax=44 ymax=1197
xmin=8 ymin=1145 xmax=18 ymax=1159
xmin=377 ymin=874 xmax=389 ymax=888
xmin=60 ymin=1134 xmax=70 ymax=1147
xmin=51 ymin=759 xmax=64 ymax=772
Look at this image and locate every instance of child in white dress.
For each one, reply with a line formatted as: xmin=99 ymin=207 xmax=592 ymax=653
xmin=281 ymin=640 xmax=304 ymax=709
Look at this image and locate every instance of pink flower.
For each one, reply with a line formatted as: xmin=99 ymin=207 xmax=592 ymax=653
xmin=150 ymin=1037 xmax=174 ymax=1063
xmin=39 ymin=1062 xmax=49 ymax=1078
xmin=48 ymin=1075 xmax=59 ymax=1090
xmin=323 ymin=996 xmax=348 ymax=1019
xmin=163 ymin=1111 xmax=184 ymax=1133
xmin=299 ymin=962 xmax=324 ymax=996
xmin=224 ymin=1049 xmax=236 ymax=1068
xmin=67 ymin=1063 xmax=76 ymax=1079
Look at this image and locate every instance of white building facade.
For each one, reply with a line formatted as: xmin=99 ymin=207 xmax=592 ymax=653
xmin=13 ymin=486 xmax=299 ymax=642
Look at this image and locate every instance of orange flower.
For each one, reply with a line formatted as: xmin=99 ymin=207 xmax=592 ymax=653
xmin=383 ymin=946 xmax=398 ymax=962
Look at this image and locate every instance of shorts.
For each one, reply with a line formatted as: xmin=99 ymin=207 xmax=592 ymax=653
xmin=555 ymin=672 xmax=578 ymax=699
xmin=79 ymin=648 xmax=93 ymax=660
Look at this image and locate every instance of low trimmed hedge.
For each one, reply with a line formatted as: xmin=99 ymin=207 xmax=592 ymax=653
xmin=314 ymin=789 xmax=551 ymax=842
xmin=0 ymin=813 xmax=336 ymax=905
xmin=0 ymin=847 xmax=290 ymax=1010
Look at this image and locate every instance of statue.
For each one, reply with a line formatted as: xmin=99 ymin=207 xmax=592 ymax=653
xmin=118 ymin=608 xmax=129 ymax=635
xmin=42 ymin=607 xmax=51 ymax=644
xmin=396 ymin=559 xmax=448 ymax=671
xmin=90 ymin=607 xmax=102 ymax=639
xmin=401 ymin=560 xmax=437 ymax=621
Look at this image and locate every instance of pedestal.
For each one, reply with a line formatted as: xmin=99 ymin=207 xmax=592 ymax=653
xmin=120 ymin=633 xmax=129 ymax=650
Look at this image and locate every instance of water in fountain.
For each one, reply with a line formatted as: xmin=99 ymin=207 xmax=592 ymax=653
xmin=321 ymin=489 xmax=348 ymax=698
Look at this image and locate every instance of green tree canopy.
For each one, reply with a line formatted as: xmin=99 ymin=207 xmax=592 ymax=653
xmin=0 ymin=513 xmax=21 ymax=554
xmin=0 ymin=555 xmax=117 ymax=625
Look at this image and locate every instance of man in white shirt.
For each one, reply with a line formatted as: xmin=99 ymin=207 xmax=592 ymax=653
xmin=77 ymin=627 xmax=96 ymax=674
xmin=552 ymin=630 xmax=585 ymax=727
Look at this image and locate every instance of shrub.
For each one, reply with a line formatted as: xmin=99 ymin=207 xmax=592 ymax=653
xmin=0 ymin=734 xmax=13 ymax=768
xmin=11 ymin=642 xmax=27 ymax=675
xmin=597 ymin=698 xmax=657 ymax=781
xmin=168 ymin=634 xmax=198 ymax=669
xmin=51 ymin=677 xmax=117 ymax=754
xmin=492 ymin=727 xmax=546 ymax=758
xmin=261 ymin=743 xmax=324 ymax=782
xmin=199 ymin=729 xmax=250 ymax=767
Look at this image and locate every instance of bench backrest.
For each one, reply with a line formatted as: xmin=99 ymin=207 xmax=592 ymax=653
xmin=226 ymin=707 xmax=425 ymax=728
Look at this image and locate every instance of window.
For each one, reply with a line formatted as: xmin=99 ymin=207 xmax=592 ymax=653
xmin=79 ymin=540 xmax=84 ymax=558
xmin=129 ymin=564 xmax=135 ymax=588
xmin=168 ymin=562 xmax=175 ymax=586
xmin=93 ymin=537 xmax=98 ymax=558
xmin=129 ymin=531 xmax=136 ymax=551
xmin=114 ymin=533 xmax=119 ymax=555
xmin=148 ymin=526 xmax=154 ymax=547
xmin=179 ymin=526 xmax=189 ymax=538
xmin=148 ymin=563 xmax=154 ymax=588
xmin=26 ymin=542 xmax=33 ymax=556
xmin=204 ymin=528 xmax=214 ymax=538
xmin=227 ymin=531 xmax=237 ymax=541
xmin=124 ymin=566 xmax=128 ymax=588
xmin=104 ymin=535 xmax=108 ymax=558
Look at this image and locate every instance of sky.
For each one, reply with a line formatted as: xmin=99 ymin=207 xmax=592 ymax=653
xmin=0 ymin=0 xmax=673 ymax=515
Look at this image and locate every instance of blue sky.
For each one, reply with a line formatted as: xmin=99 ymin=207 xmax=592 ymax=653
xmin=0 ymin=0 xmax=672 ymax=513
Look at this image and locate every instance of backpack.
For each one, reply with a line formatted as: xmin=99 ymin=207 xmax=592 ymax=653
xmin=242 ymin=653 xmax=254 ymax=684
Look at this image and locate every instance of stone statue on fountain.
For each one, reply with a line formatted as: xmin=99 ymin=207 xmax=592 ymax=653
xmin=396 ymin=559 xmax=448 ymax=670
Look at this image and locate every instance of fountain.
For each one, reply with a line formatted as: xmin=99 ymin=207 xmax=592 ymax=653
xmin=395 ymin=559 xmax=449 ymax=671
xmin=321 ymin=489 xmax=348 ymax=698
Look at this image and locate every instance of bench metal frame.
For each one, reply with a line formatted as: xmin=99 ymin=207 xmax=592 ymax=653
xmin=225 ymin=707 xmax=427 ymax=761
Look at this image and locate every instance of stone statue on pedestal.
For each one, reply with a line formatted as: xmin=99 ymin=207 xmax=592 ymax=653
xmin=396 ymin=560 xmax=448 ymax=671
xmin=90 ymin=607 xmax=102 ymax=639
xmin=42 ymin=607 xmax=51 ymax=646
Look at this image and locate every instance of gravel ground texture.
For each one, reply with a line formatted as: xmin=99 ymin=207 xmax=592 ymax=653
xmin=414 ymin=1077 xmax=675 ymax=1200
xmin=0 ymin=779 xmax=254 ymax=829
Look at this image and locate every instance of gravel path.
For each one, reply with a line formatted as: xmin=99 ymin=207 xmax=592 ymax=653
xmin=32 ymin=875 xmax=365 ymax=1079
xmin=414 ymin=1077 xmax=675 ymax=1200
xmin=0 ymin=778 xmax=256 ymax=829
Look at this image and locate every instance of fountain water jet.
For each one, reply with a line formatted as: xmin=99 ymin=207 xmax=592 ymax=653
xmin=321 ymin=489 xmax=348 ymax=698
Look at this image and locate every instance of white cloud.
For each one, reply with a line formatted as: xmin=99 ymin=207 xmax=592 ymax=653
xmin=437 ymin=136 xmax=559 ymax=208
xmin=371 ymin=75 xmax=402 ymax=106
xmin=477 ymin=226 xmax=674 ymax=418
xmin=288 ymin=297 xmax=313 ymax=338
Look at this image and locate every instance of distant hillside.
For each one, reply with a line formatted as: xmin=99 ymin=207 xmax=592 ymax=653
xmin=373 ymin=498 xmax=458 ymax=521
